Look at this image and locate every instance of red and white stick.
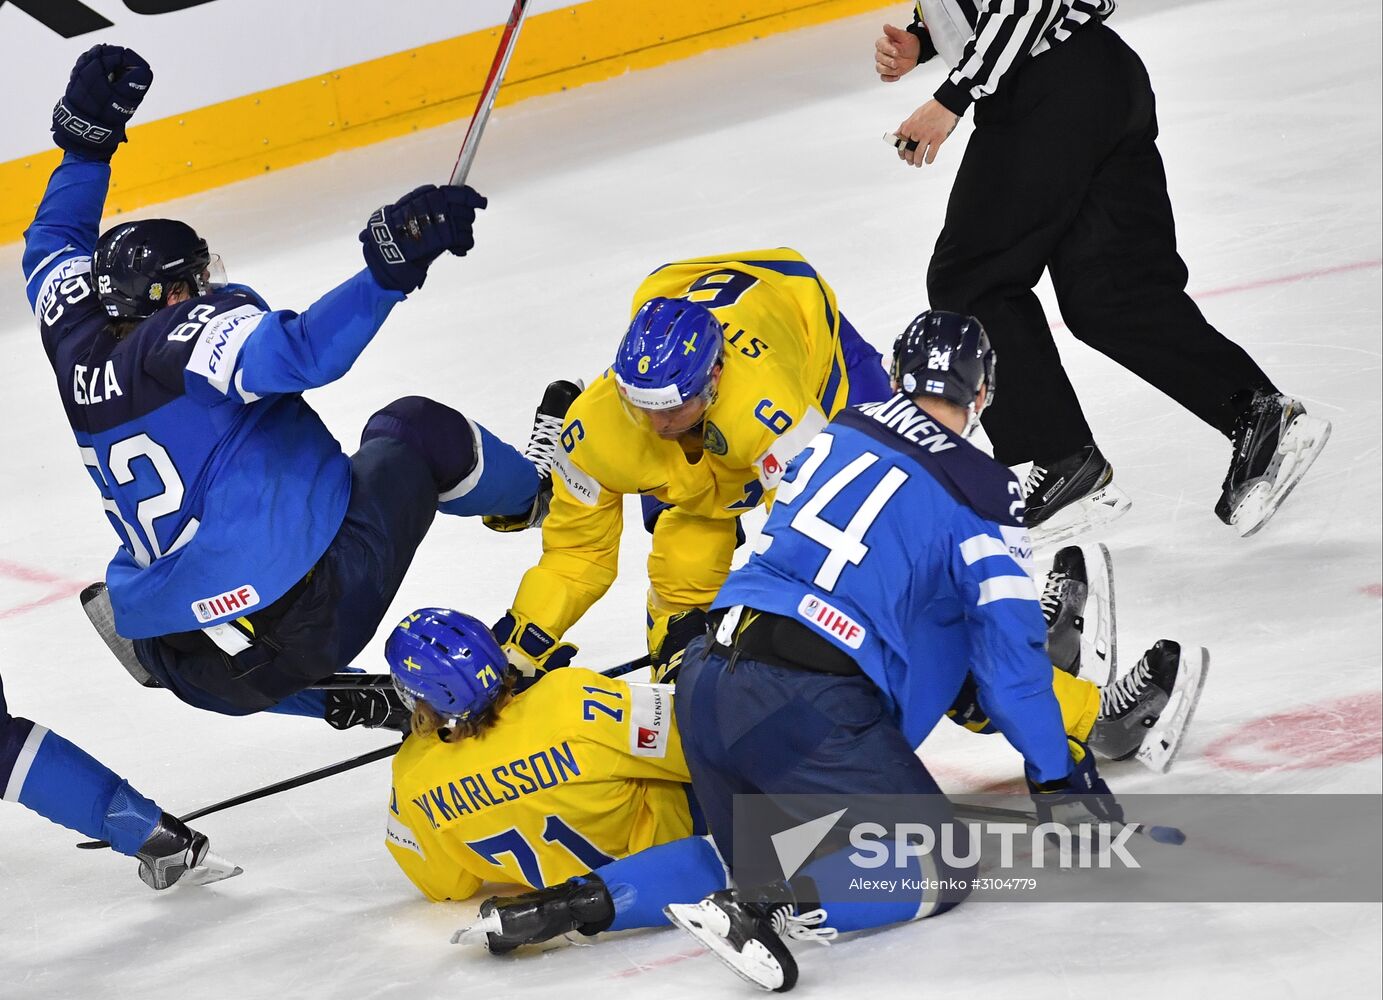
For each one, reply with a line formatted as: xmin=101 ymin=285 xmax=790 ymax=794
xmin=449 ymin=0 xmax=533 ymax=186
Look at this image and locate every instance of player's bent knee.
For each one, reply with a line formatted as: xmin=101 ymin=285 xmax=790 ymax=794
xmin=362 ymin=396 xmax=477 ymax=492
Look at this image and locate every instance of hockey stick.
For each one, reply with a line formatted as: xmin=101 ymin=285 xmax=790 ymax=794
xmin=75 ymin=742 xmax=400 ymax=851
xmin=319 ymin=654 xmax=652 ymax=689
xmin=952 ymin=801 xmax=1186 ymax=846
xmin=312 ymin=673 xmax=394 ymax=690
xmin=449 ymin=0 xmax=532 ymax=185
xmin=600 ymin=654 xmax=653 ymax=679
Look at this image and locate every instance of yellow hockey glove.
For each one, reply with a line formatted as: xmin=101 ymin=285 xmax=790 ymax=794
xmin=491 ymin=610 xmax=577 ymax=682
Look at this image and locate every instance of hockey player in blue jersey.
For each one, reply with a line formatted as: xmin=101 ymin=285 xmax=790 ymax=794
xmin=458 ymin=312 xmax=1168 ymax=985
xmin=1 ymin=668 xmax=240 ymax=889
xmin=24 ymin=46 xmax=544 ymax=727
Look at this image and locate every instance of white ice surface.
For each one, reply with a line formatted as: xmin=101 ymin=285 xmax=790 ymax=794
xmin=0 ymin=0 xmax=1379 ymax=996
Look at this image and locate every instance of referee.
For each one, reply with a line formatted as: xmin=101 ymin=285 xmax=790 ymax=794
xmin=875 ymin=1 xmax=1329 ymax=541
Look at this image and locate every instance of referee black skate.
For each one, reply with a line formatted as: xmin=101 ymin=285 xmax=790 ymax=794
xmin=874 ymin=2 xmax=1329 ymax=542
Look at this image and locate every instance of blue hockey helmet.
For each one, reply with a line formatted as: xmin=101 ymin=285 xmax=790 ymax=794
xmin=612 ymin=297 xmax=725 ymax=437
xmin=93 ymin=219 xmax=224 ymax=320
xmin=891 ymin=310 xmax=997 ymax=435
xmin=385 ymin=608 xmax=511 ymax=726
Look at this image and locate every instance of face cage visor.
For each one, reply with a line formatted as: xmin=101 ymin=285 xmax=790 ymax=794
xmin=192 ymin=254 xmax=228 ymax=295
xmin=963 ymin=378 xmax=993 ymax=439
xmin=391 ymin=673 xmax=463 ymax=730
xmin=613 ymin=373 xmax=717 ymax=437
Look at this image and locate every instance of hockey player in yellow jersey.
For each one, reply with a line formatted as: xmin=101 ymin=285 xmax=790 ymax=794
xmin=382 ymin=608 xmax=699 ymax=902
xmin=494 ymin=250 xmax=892 ymax=676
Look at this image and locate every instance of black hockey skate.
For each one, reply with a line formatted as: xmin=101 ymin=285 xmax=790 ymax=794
xmin=1216 ymin=390 xmax=1330 ymax=537
xmin=1088 ymin=640 xmax=1209 ymax=773
xmin=665 ymin=889 xmax=836 ymax=993
xmin=1022 ymin=444 xmax=1131 ymax=545
xmin=453 ymin=877 xmax=614 ymax=953
xmin=324 ymin=686 xmax=409 ymax=732
xmin=1041 ymin=544 xmax=1116 ymax=685
xmin=483 ymin=378 xmax=584 ymax=533
xmin=135 ymin=812 xmax=242 ymax=890
xmin=81 ymin=582 xmax=160 ymax=688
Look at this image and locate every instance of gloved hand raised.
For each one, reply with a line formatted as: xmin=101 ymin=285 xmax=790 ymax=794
xmin=360 ymin=184 xmax=487 ymax=294
xmin=52 ymin=45 xmax=153 ymax=161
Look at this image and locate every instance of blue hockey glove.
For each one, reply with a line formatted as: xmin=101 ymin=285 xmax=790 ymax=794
xmin=52 ymin=45 xmax=153 ymax=161
xmin=492 ymin=610 xmax=577 ymax=688
xmin=359 ymin=184 xmax=487 ymax=294
xmin=1027 ymin=738 xmax=1125 ymax=827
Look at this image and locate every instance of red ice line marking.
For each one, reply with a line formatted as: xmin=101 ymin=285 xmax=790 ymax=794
xmin=607 ymin=946 xmax=709 ymax=979
xmin=1204 ymin=692 xmax=1383 ymax=773
xmin=0 ymin=559 xmax=80 ymax=587
xmin=1176 ymin=835 xmax=1325 ymax=880
xmin=0 ymin=559 xmax=88 ymax=621
xmin=1050 ymin=258 xmax=1383 ymax=331
xmin=1362 ymin=583 xmax=1383 ymax=598
xmin=0 ymin=590 xmax=80 ymax=622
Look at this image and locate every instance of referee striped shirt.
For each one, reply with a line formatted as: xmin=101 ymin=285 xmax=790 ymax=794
xmin=912 ymin=0 xmax=1116 ymax=114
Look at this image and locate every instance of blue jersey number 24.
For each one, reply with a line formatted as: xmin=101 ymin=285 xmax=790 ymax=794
xmin=768 ymin=432 xmax=909 ymax=591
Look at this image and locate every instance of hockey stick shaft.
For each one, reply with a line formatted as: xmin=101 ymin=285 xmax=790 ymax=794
xmin=76 ymin=742 xmax=400 ymax=851
xmin=952 ymin=801 xmax=1186 ymax=845
xmin=449 ymin=0 xmax=532 ymax=186
xmin=600 ymin=654 xmax=652 ymax=678
xmin=317 ymin=654 xmax=651 ymax=688
xmin=78 ymin=656 xmax=642 ymax=849
xmin=312 ymin=673 xmax=394 ymax=690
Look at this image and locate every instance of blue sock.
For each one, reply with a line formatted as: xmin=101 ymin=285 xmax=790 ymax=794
xmin=266 ymin=688 xmax=329 ymax=719
xmin=13 ymin=726 xmax=160 ymax=855
xmin=438 ymin=421 xmax=538 ymax=518
xmin=596 ymin=836 xmax=728 ymax=931
xmin=840 ymin=313 xmax=891 ymax=405
xmin=800 ymin=840 xmax=972 ymax=932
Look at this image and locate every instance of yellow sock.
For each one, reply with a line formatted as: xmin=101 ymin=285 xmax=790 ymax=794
xmin=1052 ymin=667 xmax=1101 ymax=742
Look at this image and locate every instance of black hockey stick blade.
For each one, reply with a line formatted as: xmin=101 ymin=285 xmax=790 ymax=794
xmin=450 ymin=0 xmax=532 ymax=185
xmin=76 ymin=742 xmax=401 ymax=851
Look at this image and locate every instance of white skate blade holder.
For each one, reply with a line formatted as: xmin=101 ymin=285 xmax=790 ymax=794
xmin=1079 ymin=543 xmax=1117 ymax=687
xmin=451 ymin=910 xmax=503 ymax=947
xmin=665 ymin=901 xmax=787 ymax=992
xmin=1233 ymin=415 xmax=1331 ymax=537
xmin=1136 ymin=646 xmax=1210 ymax=773
xmin=182 ymin=851 xmax=244 ymax=888
xmin=1030 ymin=483 xmax=1132 ymax=548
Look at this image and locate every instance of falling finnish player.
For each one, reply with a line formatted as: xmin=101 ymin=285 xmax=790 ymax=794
xmin=24 ymin=45 xmax=545 ymax=730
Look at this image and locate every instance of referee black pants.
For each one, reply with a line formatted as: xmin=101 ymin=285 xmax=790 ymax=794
xmin=927 ymin=22 xmax=1275 ymax=466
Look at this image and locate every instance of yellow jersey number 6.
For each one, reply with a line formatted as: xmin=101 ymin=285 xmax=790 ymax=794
xmin=754 ymin=399 xmax=793 ymax=435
